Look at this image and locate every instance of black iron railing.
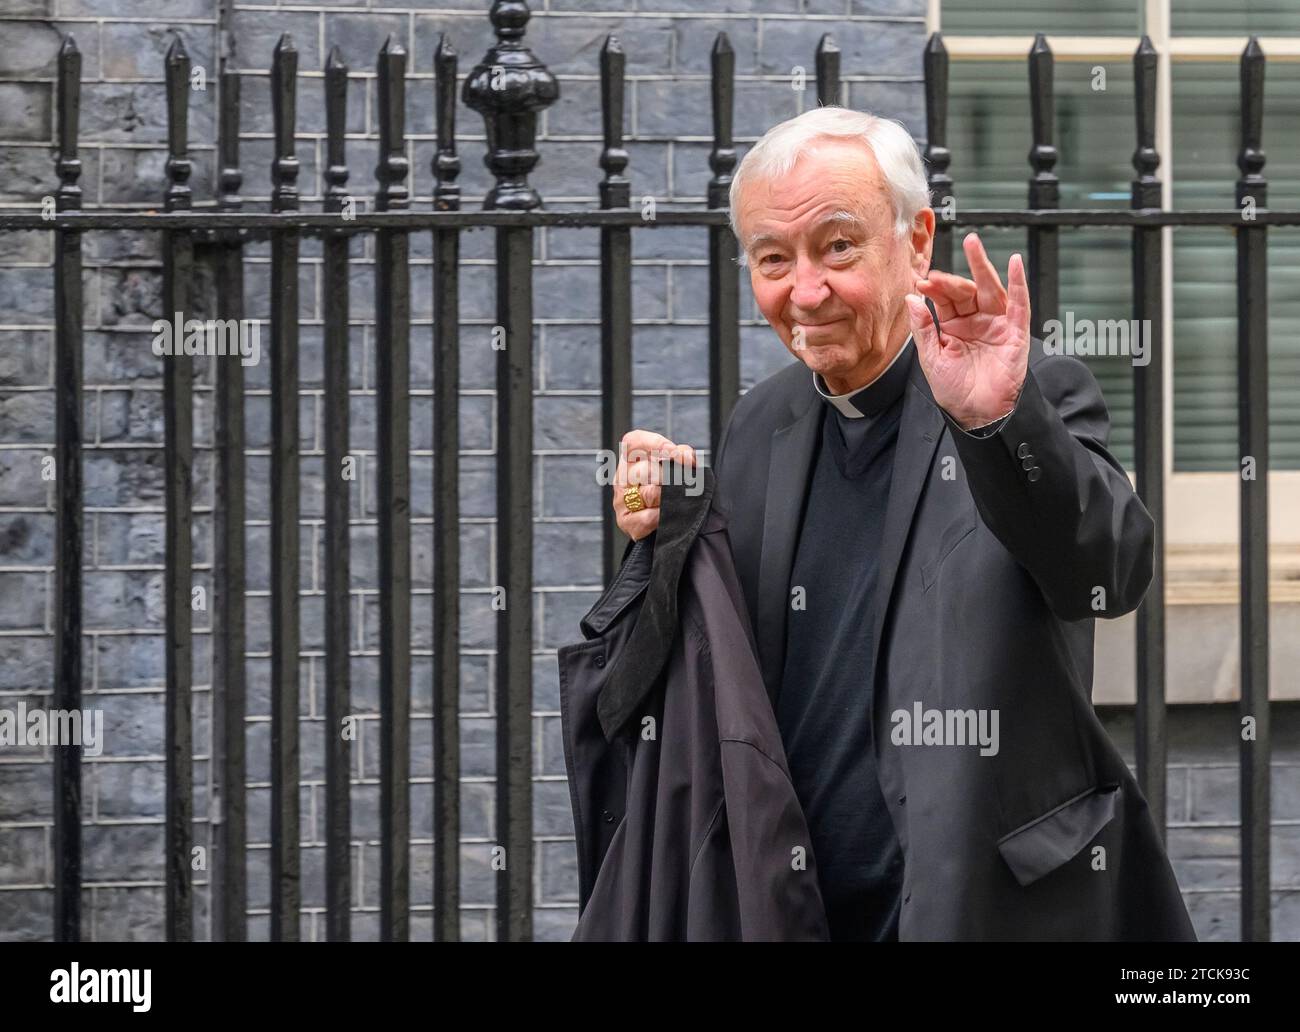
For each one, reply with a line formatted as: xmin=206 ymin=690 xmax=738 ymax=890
xmin=1 ymin=2 xmax=1291 ymax=943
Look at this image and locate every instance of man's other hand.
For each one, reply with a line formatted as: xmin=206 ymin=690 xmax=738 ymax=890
xmin=612 ymin=430 xmax=697 ymax=541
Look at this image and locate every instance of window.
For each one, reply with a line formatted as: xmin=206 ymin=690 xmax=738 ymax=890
xmin=936 ymin=0 xmax=1300 ymax=476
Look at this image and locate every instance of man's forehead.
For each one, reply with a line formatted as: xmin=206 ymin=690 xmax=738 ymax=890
xmin=737 ymin=140 xmax=889 ymax=238
xmin=739 ymin=189 xmax=889 ymax=244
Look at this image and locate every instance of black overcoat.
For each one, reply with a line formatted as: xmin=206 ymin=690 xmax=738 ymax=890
xmin=557 ymin=468 xmax=831 ymax=941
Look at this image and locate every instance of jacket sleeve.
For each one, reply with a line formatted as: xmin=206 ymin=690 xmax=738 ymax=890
xmin=942 ymin=353 xmax=1154 ymax=621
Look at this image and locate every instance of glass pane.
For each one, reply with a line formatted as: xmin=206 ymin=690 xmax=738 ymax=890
xmin=948 ymin=58 xmax=1139 ymax=467
xmin=1173 ymin=0 xmax=1300 ymax=36
xmin=1171 ymin=60 xmax=1300 ymax=471
xmin=942 ymin=0 xmax=1141 ymax=36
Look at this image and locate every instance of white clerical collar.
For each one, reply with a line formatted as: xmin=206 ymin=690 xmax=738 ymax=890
xmin=812 ymin=335 xmax=914 ymax=418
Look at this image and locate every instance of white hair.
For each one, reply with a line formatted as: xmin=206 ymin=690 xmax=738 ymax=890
xmin=728 ymin=106 xmax=931 ymax=266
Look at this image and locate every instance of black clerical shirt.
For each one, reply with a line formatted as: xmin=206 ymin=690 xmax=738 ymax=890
xmin=775 ymin=336 xmax=914 ymax=941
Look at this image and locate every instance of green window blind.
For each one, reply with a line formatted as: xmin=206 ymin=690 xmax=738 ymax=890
xmin=1171 ymin=58 xmax=1300 ymax=471
xmin=941 ymin=2 xmax=1141 ymax=36
xmin=1173 ymin=0 xmax=1300 ymax=35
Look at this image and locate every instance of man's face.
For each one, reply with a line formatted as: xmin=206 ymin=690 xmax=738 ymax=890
xmin=736 ymin=138 xmax=934 ymax=394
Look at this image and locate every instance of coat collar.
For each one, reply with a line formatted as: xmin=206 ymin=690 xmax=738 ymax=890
xmin=754 ymin=329 xmax=946 ymax=708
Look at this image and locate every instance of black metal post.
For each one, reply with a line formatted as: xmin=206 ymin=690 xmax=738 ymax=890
xmin=708 ymin=33 xmax=739 ymax=456
xmin=463 ymin=0 xmax=557 ymax=943
xmin=1235 ymin=36 xmax=1271 ymax=944
xmin=375 ymin=35 xmax=412 ymax=943
xmin=269 ymin=32 xmax=301 ymax=942
xmin=322 ymin=43 xmax=352 ymax=943
xmin=599 ymin=34 xmax=632 ymax=586
xmin=162 ymin=34 xmax=194 ymax=943
xmin=432 ymin=32 xmax=462 ymax=943
xmin=52 ymin=35 xmax=84 ymax=944
xmin=212 ymin=60 xmax=248 ymax=943
xmin=1130 ymin=35 xmax=1168 ymax=841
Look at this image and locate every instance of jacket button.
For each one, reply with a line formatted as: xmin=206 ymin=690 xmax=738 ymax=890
xmin=1016 ymin=441 xmax=1031 ymax=458
xmin=601 ymin=808 xmax=615 ymax=823
xmin=594 ymin=654 xmax=605 ymax=668
xmin=904 ymin=892 xmax=912 ymax=904
xmin=898 ymin=794 xmax=906 ymax=805
xmin=1027 ymin=466 xmax=1042 ymax=483
xmin=1020 ymin=454 xmax=1035 ymax=470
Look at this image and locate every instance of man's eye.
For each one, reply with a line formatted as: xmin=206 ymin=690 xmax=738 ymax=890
xmin=829 ymin=239 xmax=853 ymax=253
xmin=759 ymin=253 xmax=784 ymax=265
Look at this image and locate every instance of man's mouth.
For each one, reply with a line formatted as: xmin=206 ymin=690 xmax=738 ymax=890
xmin=791 ymin=318 xmax=846 ymax=341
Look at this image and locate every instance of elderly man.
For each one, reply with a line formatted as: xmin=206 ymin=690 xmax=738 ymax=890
xmin=611 ymin=107 xmax=1194 ymax=942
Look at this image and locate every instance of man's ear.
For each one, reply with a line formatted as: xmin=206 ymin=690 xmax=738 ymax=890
xmin=910 ymin=207 xmax=936 ymax=278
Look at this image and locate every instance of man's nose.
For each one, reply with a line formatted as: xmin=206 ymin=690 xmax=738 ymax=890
xmin=788 ymin=256 xmax=829 ymax=311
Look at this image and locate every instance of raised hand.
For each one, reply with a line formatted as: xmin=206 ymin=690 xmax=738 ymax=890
xmin=903 ymin=232 xmax=1032 ymax=431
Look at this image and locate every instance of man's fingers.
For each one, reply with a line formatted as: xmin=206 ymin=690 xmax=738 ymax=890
xmin=619 ymin=476 xmax=661 ymax=512
xmin=1006 ymin=252 xmax=1032 ymax=336
xmin=962 ymin=232 xmax=1008 ymax=314
xmin=619 ymin=456 xmax=670 ymax=488
xmin=904 ymin=293 xmax=942 ymax=368
xmin=620 ymin=429 xmax=672 ymax=458
xmin=620 ymin=508 xmax=661 ymax=542
xmin=914 ymin=270 xmax=978 ymax=320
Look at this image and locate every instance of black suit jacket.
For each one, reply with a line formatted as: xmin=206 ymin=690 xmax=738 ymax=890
xmin=711 ymin=339 xmax=1196 ymax=941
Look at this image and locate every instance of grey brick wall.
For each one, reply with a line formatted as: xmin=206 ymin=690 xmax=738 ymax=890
xmin=1 ymin=0 xmax=1295 ymax=943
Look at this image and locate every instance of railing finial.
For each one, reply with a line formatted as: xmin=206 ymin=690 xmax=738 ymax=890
xmin=816 ymin=33 xmax=840 ymax=108
xmin=1027 ymin=33 xmax=1058 ymax=207
xmin=324 ymin=45 xmax=350 ymax=214
xmin=462 ymin=1 xmax=558 ymax=211
xmin=271 ymin=33 xmax=300 ymax=214
xmin=164 ymin=35 xmax=192 ymax=213
xmin=218 ymin=64 xmax=243 ymax=214
xmin=599 ymin=35 xmax=629 ymax=209
xmin=1236 ymin=36 xmax=1267 ymax=208
xmin=708 ymin=32 xmax=735 ymax=210
xmin=376 ymin=35 xmax=409 ymax=214
xmin=55 ymin=35 xmax=82 ymax=213
xmin=434 ymin=34 xmax=461 ymax=212
xmin=1131 ymin=36 xmax=1161 ymax=210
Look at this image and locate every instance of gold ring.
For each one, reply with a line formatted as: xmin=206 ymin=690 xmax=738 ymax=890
xmin=623 ymin=484 xmax=646 ymax=513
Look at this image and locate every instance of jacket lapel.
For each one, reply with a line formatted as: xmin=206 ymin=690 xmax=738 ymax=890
xmin=869 ymin=354 xmax=944 ymax=692
xmin=755 ymin=390 xmax=821 ymax=707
